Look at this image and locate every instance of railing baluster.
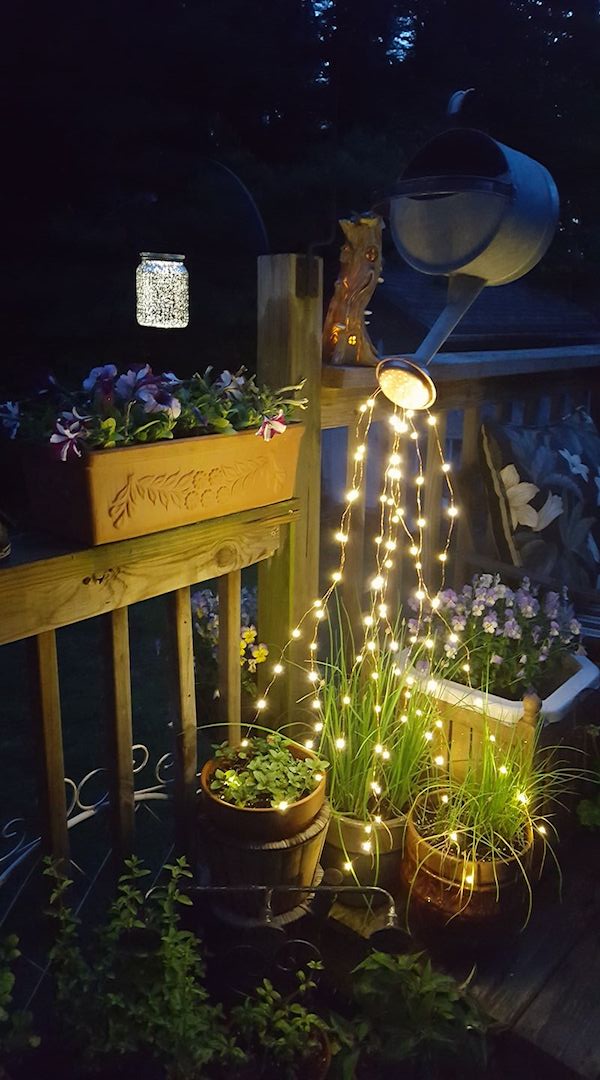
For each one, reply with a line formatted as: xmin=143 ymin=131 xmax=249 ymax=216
xmin=218 ymin=571 xmax=242 ymax=745
xmin=169 ymin=587 xmax=198 ymax=858
xmin=30 ymin=631 xmax=69 ymax=865
xmin=342 ymin=419 xmax=367 ymax=638
xmin=453 ymin=405 xmax=480 ymax=587
xmin=423 ymin=410 xmax=448 ymax=590
xmin=104 ymin=607 xmax=134 ymax=864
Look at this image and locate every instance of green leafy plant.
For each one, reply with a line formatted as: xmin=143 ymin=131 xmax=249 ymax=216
xmin=0 ymin=934 xmax=39 ymax=1069
xmin=330 ymin=951 xmax=487 ymax=1079
xmin=577 ymin=726 xmax=600 ymax=830
xmin=230 ymin=964 xmax=330 ymax=1079
xmin=209 ymin=733 xmax=327 ymax=809
xmin=45 ymin=855 xmax=236 ymax=1078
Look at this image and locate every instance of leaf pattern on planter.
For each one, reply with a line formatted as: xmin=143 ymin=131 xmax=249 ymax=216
xmin=108 ymin=455 xmax=286 ymax=528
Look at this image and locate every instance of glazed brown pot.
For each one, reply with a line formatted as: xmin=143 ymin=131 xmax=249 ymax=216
xmin=200 ymin=744 xmax=326 ymax=843
xmin=322 ymin=813 xmax=406 ymax=905
xmin=401 ymin=790 xmax=534 ymax=928
xmin=10 ymin=424 xmax=304 ymax=545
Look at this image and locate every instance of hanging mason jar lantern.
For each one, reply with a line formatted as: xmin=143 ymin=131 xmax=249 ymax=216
xmin=136 ymin=253 xmax=189 ymax=328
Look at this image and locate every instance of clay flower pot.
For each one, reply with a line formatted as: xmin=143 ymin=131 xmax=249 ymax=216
xmin=401 ymin=789 xmax=534 ymax=928
xmin=200 ymin=743 xmax=326 ymax=843
xmin=13 ymin=424 xmax=304 ymax=545
xmin=323 ymin=813 xmax=406 ymax=905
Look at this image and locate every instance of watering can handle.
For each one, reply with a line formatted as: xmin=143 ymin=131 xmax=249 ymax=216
xmin=392 ymin=175 xmax=513 ymax=199
xmin=415 ymin=274 xmax=486 ymax=367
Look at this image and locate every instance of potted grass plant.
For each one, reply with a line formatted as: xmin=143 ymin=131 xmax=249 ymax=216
xmin=408 ymin=573 xmax=598 ymax=728
xmin=199 ymin=732 xmax=329 ymax=917
xmin=314 ymin=622 xmax=439 ymax=902
xmin=401 ymin=717 xmax=585 ymax=930
xmin=0 ymin=365 xmax=306 ymax=544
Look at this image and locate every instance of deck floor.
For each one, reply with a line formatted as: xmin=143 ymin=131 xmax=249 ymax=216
xmin=329 ymin=831 xmax=600 ymax=1079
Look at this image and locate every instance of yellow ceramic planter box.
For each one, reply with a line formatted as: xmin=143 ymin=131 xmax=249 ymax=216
xmin=18 ymin=424 xmax=304 ymax=545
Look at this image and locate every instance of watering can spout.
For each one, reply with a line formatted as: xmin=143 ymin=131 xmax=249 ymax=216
xmin=414 ymin=273 xmax=485 ymax=367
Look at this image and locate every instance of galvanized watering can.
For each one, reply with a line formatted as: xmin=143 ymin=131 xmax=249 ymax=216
xmin=378 ymin=128 xmax=559 ymax=407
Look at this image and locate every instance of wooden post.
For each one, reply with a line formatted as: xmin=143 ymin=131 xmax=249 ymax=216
xmin=257 ymin=254 xmax=322 ymax=730
xmin=104 ymin=607 xmax=135 ymax=865
xmin=30 ymin=631 xmax=69 ymax=865
xmin=169 ymin=587 xmax=198 ymax=860
xmin=218 ymin=571 xmax=242 ymax=745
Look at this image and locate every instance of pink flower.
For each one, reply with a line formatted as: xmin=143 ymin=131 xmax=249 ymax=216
xmin=257 ymin=412 xmax=287 ymax=442
xmin=50 ymin=417 xmax=86 ymax=461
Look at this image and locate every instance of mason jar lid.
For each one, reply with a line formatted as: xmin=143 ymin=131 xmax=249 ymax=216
xmin=139 ymin=252 xmax=186 ymax=262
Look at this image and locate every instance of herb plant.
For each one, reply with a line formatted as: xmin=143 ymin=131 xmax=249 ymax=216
xmin=409 ymin=573 xmax=582 ymax=699
xmin=230 ymin=965 xmax=330 ymax=1079
xmin=45 ymin=856 xmax=236 ymax=1078
xmin=209 ymin=734 xmax=327 ymax=809
xmin=1 ymin=365 xmax=307 ymax=457
xmin=330 ymin=951 xmax=487 ymax=1079
xmin=0 ymin=934 xmax=39 ymax=1068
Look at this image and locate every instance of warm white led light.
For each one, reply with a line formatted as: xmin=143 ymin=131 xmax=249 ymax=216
xmin=256 ymin=699 xmax=267 ymax=710
xmin=448 ymin=505 xmax=459 ymax=518
xmin=371 ymin=575 xmax=385 ymax=590
xmin=335 ymin=531 xmax=348 ymax=543
xmin=347 ymin=489 xmax=359 ymax=502
xmin=335 ymin=737 xmax=346 ymax=750
xmin=292 ymin=628 xmax=301 ymax=639
xmin=273 ymin=663 xmax=283 ymax=674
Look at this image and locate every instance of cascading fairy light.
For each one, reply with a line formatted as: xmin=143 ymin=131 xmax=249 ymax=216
xmin=249 ymin=393 xmax=469 ymax=836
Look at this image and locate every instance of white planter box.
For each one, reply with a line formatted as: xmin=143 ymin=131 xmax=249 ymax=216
xmin=408 ymin=652 xmax=599 ymax=728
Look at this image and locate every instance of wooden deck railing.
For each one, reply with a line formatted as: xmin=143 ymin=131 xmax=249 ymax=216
xmin=0 ymin=501 xmax=299 ymax=873
xmin=1 ymin=250 xmax=599 ymax=891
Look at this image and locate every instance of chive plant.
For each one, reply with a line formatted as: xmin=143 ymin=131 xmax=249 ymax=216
xmin=411 ymin=718 xmax=589 ymax=922
xmin=309 ymin=615 xmax=437 ymax=825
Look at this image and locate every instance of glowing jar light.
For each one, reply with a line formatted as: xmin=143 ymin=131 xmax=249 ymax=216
xmin=136 ymin=253 xmax=189 ymax=328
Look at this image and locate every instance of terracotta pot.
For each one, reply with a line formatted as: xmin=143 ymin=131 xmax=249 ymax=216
xmin=10 ymin=424 xmax=304 ymax=545
xmin=202 ymin=801 xmax=330 ymax=917
xmin=200 ymin=744 xmax=326 ymax=843
xmin=401 ymin=790 xmax=534 ymax=928
xmin=322 ymin=813 xmax=406 ymax=905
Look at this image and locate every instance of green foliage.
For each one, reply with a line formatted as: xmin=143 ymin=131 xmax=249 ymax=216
xmin=316 ymin=613 xmax=436 ymax=822
xmin=230 ymin=964 xmax=329 ymax=1080
xmin=45 ymin=855 xmax=235 ymax=1078
xmin=577 ymin=793 xmax=600 ymax=830
xmin=330 ymin=951 xmax=487 ymax=1079
xmin=210 ymin=734 xmax=327 ymax=809
xmin=0 ymin=934 xmax=39 ymax=1062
